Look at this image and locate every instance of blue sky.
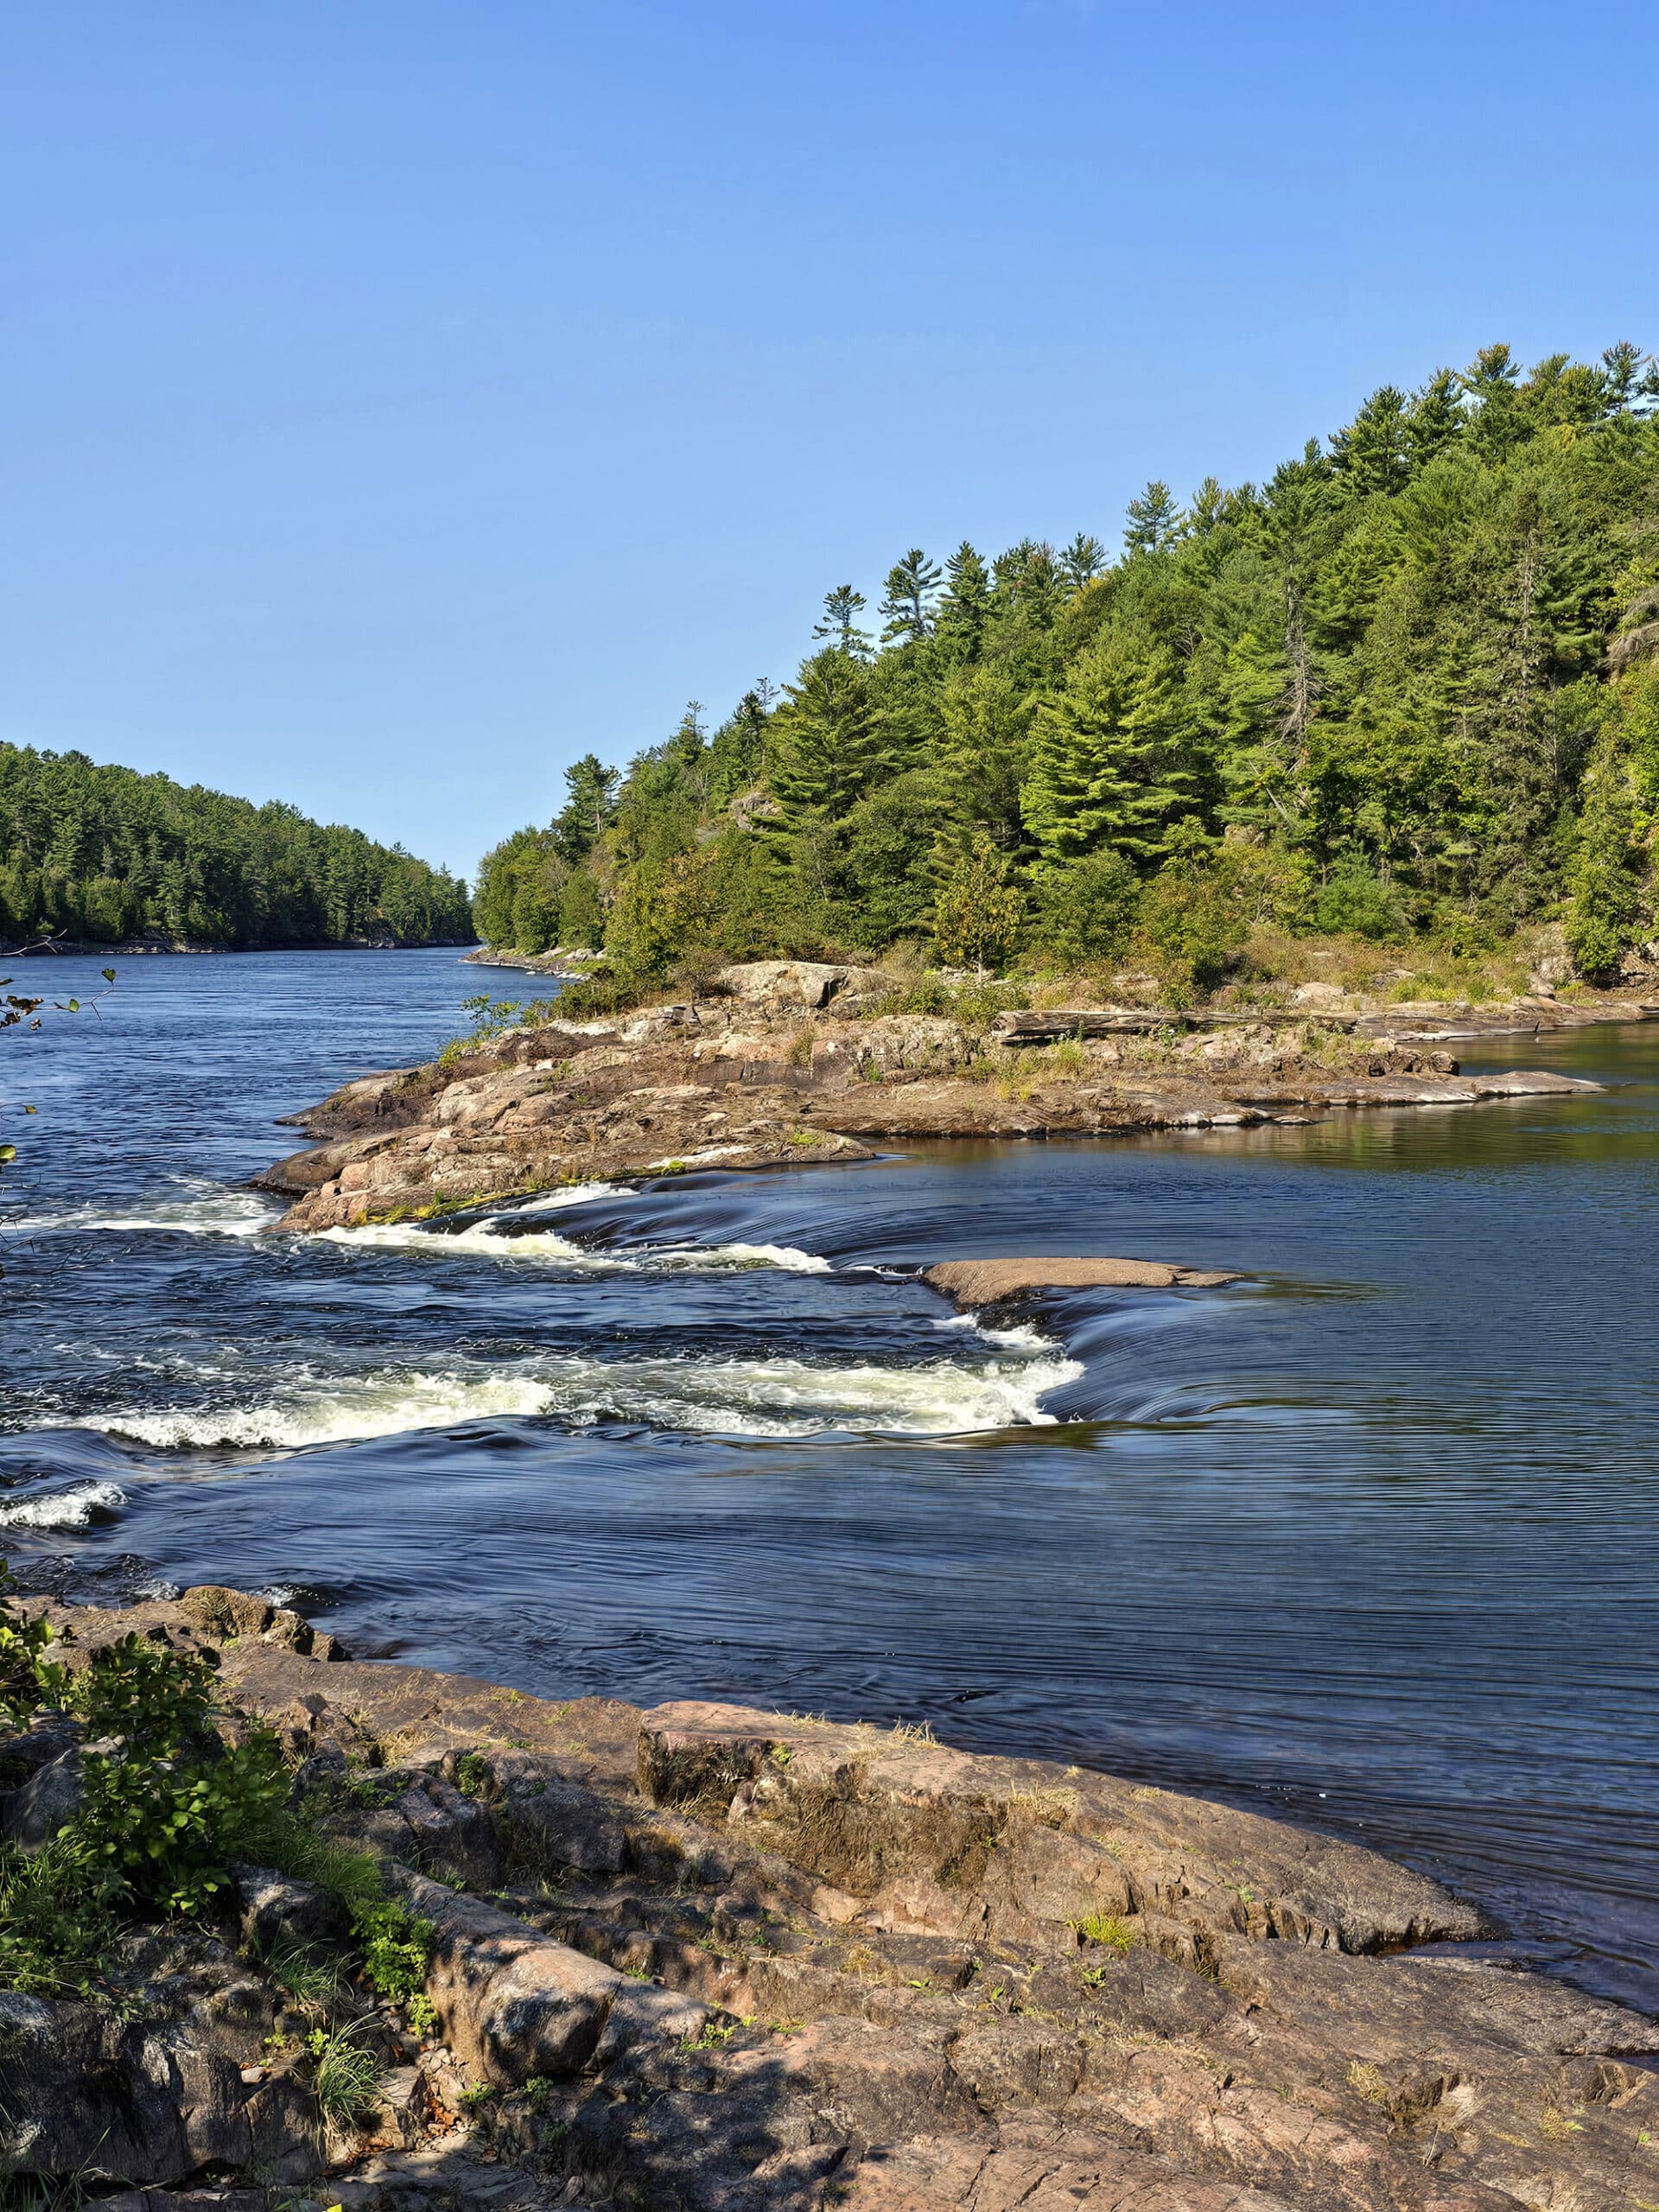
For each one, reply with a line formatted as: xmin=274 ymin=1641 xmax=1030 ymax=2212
xmin=4 ymin=0 xmax=1654 ymax=880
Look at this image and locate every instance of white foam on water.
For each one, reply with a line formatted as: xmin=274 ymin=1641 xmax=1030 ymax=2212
xmin=13 ymin=1179 xmax=277 ymax=1239
xmin=513 ymin=1182 xmax=638 ymax=1212
xmin=0 ymin=1480 xmax=126 ymax=1529
xmin=82 ymin=1370 xmax=558 ymax=1450
xmin=315 ymin=1218 xmax=830 ymax=1274
xmin=75 ymin=1338 xmax=1082 ymax=1451
xmin=932 ymin=1312 xmax=1059 ymax=1352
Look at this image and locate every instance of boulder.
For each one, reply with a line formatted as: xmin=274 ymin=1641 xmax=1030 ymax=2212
xmin=715 ymin=961 xmax=873 ymax=1010
xmin=924 ymin=1257 xmax=1237 ymax=1306
xmin=0 ymin=1737 xmax=92 ymax=1849
xmin=398 ymin=1871 xmax=706 ymax=2087
xmin=0 ymin=1978 xmax=320 ymax=2187
xmin=232 ymin=1864 xmax=346 ymax=1953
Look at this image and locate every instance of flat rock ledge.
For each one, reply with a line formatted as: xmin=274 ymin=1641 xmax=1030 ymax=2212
xmin=925 ymin=1257 xmax=1237 ymax=1306
xmin=8 ymin=1585 xmax=1659 ymax=2212
xmin=254 ymin=988 xmax=1609 ymax=1236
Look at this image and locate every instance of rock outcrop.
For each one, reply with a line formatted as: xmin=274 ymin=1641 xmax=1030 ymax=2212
xmin=8 ymin=1586 xmax=1658 ymax=2211
xmin=252 ymin=985 xmax=1616 ymax=1236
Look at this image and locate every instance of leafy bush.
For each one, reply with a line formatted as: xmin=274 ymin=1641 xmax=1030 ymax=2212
xmin=352 ymin=1896 xmax=435 ymax=2006
xmin=1136 ymin=859 xmax=1249 ymax=993
xmin=1027 ymin=849 xmax=1141 ymax=966
xmin=62 ymin=1633 xmax=292 ymax=1917
xmin=550 ymin=965 xmax=651 ymax=1020
xmin=0 ymin=1561 xmax=61 ymax=1730
xmin=1310 ymin=864 xmax=1404 ymax=941
xmin=932 ymin=834 xmax=1023 ymax=969
xmin=866 ymin=976 xmax=1020 ymax=1029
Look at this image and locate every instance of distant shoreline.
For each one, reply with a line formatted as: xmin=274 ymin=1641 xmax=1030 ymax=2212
xmin=1 ymin=933 xmax=480 ymax=958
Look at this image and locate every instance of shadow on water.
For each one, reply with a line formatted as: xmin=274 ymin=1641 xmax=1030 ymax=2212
xmin=3 ymin=954 xmax=1657 ymax=2010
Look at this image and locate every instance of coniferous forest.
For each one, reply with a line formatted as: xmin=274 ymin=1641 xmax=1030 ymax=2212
xmin=0 ymin=744 xmax=473 ymax=948
xmin=476 ymin=343 xmax=1659 ymax=993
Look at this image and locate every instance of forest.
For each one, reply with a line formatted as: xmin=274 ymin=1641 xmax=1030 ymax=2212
xmin=0 ymin=745 xmax=473 ymax=949
xmin=475 ymin=342 xmax=1659 ymax=995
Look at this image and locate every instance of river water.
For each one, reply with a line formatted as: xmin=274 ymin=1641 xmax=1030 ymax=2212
xmin=3 ymin=949 xmax=1656 ymax=2011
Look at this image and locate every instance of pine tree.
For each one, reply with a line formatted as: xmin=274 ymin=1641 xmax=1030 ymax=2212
xmin=1405 ymin=369 xmax=1464 ymax=470
xmin=771 ymin=649 xmax=882 ymax=826
xmin=1021 ymin=634 xmax=1198 ymax=867
xmin=552 ymin=753 xmax=620 ymax=861
xmin=1058 ymin=532 xmax=1108 ymax=591
xmin=1329 ymin=386 xmax=1412 ymax=497
xmin=879 ymin=549 xmax=943 ymax=644
xmin=934 ymin=542 xmax=992 ymax=665
xmin=811 ymin=586 xmax=871 ymax=654
xmin=1123 ymin=481 xmax=1183 ymax=556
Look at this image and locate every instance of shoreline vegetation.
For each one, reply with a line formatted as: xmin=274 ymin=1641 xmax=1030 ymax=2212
xmin=7 ymin=1575 xmax=1659 ymax=2211
xmin=0 ymin=744 xmax=473 ymax=952
xmin=473 ymin=341 xmax=1659 ymax=1018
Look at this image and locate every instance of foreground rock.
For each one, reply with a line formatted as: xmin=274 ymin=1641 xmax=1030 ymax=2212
xmin=8 ymin=1585 xmax=1658 ymax=2210
xmin=925 ymin=1257 xmax=1238 ymax=1305
xmin=254 ymin=976 xmax=1616 ymax=1234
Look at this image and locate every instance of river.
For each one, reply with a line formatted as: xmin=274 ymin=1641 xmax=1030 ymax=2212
xmin=3 ymin=947 xmax=1656 ymax=2012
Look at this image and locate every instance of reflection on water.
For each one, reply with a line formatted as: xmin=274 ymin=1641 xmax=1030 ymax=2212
xmin=3 ymin=952 xmax=1656 ymax=2010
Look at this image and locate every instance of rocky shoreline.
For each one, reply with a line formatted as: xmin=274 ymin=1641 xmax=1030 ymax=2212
xmin=253 ymin=959 xmax=1644 ymax=1234
xmin=8 ymin=1581 xmax=1659 ymax=2212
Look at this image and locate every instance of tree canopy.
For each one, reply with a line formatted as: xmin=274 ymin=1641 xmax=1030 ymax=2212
xmin=476 ymin=341 xmax=1659 ymax=987
xmin=0 ymin=744 xmax=472 ymax=949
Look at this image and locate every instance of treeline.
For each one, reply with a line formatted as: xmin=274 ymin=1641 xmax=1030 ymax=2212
xmin=480 ymin=341 xmax=1659 ymax=988
xmin=0 ymin=745 xmax=473 ymax=948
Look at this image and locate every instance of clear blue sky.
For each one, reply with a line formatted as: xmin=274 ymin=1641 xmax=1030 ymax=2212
xmin=4 ymin=0 xmax=1653 ymax=882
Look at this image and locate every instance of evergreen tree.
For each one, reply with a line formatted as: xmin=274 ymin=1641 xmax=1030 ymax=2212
xmin=551 ymin=753 xmax=620 ymax=861
xmin=771 ymin=649 xmax=882 ymax=825
xmin=879 ymin=549 xmax=943 ymax=644
xmin=1329 ymin=386 xmax=1412 ymax=497
xmin=1123 ymin=481 xmax=1184 ymax=556
xmin=934 ymin=542 xmax=992 ymax=664
xmin=1058 ymin=532 xmax=1108 ymax=590
xmin=1405 ymin=369 xmax=1465 ymax=469
xmin=1021 ymin=634 xmax=1198 ymax=867
xmin=812 ymin=586 xmax=871 ymax=654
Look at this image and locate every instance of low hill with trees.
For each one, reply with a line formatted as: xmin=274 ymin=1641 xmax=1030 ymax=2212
xmin=0 ymin=745 xmax=473 ymax=949
xmin=476 ymin=341 xmax=1659 ymax=997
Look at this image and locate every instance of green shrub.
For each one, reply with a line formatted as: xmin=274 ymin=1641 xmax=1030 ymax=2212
xmin=0 ymin=1831 xmax=118 ymax=1998
xmin=58 ymin=1634 xmax=292 ymax=1917
xmin=1027 ymin=849 xmax=1141 ymax=966
xmin=353 ymin=1897 xmax=435 ymax=2007
xmin=0 ymin=1560 xmax=63 ymax=1728
xmin=1137 ymin=855 xmax=1249 ymax=993
xmin=1310 ymin=864 xmax=1403 ymax=941
xmin=551 ymin=964 xmax=651 ymax=1020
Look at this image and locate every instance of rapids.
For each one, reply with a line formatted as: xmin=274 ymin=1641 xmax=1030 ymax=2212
xmin=2 ymin=948 xmax=1656 ymax=2010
